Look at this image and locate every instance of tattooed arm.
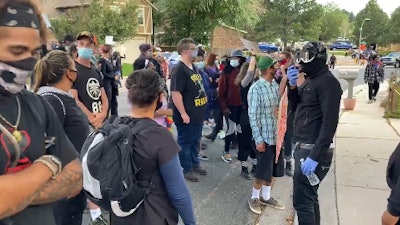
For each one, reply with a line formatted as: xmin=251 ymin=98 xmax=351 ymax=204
xmin=0 ymin=162 xmax=53 ymax=219
xmin=31 ymin=159 xmax=82 ymax=205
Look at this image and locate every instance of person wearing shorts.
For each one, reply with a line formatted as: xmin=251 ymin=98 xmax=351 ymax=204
xmin=247 ymin=56 xmax=285 ymax=215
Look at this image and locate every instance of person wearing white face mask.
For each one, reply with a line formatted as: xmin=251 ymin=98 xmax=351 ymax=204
xmin=218 ymin=50 xmax=247 ymax=163
xmin=171 ymin=38 xmax=208 ymax=182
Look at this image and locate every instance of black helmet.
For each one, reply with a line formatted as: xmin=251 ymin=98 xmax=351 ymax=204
xmin=295 ymin=42 xmax=327 ymax=64
xmin=230 ymin=50 xmax=244 ymax=58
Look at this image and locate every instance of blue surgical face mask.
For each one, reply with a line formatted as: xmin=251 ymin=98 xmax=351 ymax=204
xmin=230 ymin=59 xmax=240 ymax=68
xmin=194 ymin=62 xmax=205 ymax=70
xmin=78 ymin=48 xmax=94 ymax=60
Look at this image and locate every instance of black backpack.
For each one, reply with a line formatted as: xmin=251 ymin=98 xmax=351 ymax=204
xmin=81 ymin=116 xmax=157 ymax=217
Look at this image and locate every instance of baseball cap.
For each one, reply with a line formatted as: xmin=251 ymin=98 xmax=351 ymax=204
xmin=76 ymin=31 xmax=97 ymax=45
xmin=257 ymin=56 xmax=276 ymax=70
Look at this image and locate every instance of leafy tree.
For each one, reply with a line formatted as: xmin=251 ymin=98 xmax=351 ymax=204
xmin=353 ymin=0 xmax=389 ymax=47
xmin=246 ymin=0 xmax=324 ymax=48
xmin=319 ymin=3 xmax=349 ymax=42
xmin=50 ymin=0 xmax=138 ymax=44
xmin=388 ymin=6 xmax=400 ymax=44
xmin=155 ymin=0 xmax=264 ymax=45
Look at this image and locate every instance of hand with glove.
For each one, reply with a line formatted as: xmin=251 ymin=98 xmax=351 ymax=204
xmin=301 ymin=157 xmax=319 ymax=176
xmin=287 ymin=65 xmax=299 ymax=86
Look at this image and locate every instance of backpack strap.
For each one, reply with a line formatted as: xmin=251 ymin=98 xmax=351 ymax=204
xmin=39 ymin=92 xmax=67 ymax=119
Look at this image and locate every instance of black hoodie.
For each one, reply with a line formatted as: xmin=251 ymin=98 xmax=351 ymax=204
xmin=288 ymin=59 xmax=343 ymax=161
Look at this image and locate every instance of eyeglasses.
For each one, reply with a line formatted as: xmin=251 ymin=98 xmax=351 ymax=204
xmin=68 ymin=68 xmax=78 ymax=73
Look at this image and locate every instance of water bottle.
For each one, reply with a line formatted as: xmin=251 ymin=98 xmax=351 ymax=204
xmin=300 ymin=158 xmax=320 ymax=186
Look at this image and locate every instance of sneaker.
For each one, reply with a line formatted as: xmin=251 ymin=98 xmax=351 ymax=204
xmin=193 ymin=167 xmax=207 ymax=175
xmin=248 ymin=198 xmax=262 ymax=215
xmin=373 ymin=96 xmax=377 ymax=102
xmin=259 ymin=197 xmax=285 ymax=210
xmin=285 ymin=161 xmax=293 ymax=177
xmin=367 ymin=100 xmax=373 ymax=104
xmin=221 ymin=152 xmax=232 ymax=163
xmin=89 ymin=215 xmax=109 ymax=225
xmin=251 ymin=165 xmax=257 ymax=174
xmin=241 ymin=166 xmax=251 ymax=180
xmin=184 ymin=172 xmax=199 ymax=182
xmin=198 ymin=153 xmax=209 ymax=161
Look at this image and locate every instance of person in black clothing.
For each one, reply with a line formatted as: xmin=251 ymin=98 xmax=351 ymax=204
xmin=33 ymin=50 xmax=89 ymax=225
xmin=111 ymin=69 xmax=196 ymax=225
xmin=287 ymin=42 xmax=342 ymax=225
xmin=382 ymin=142 xmax=400 ymax=225
xmin=112 ymin=51 xmax=123 ymax=87
xmin=99 ymin=44 xmax=118 ymax=116
xmin=234 ymin=53 xmax=258 ymax=179
xmin=0 ymin=1 xmax=82 ymax=223
xmin=133 ymin=44 xmax=164 ymax=77
xmin=171 ymin=38 xmax=208 ymax=182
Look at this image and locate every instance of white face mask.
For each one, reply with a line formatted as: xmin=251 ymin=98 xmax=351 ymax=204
xmin=0 ymin=58 xmax=36 ymax=94
xmin=230 ymin=59 xmax=240 ymax=68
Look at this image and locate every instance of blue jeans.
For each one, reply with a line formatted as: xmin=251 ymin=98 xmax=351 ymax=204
xmin=176 ymin=124 xmax=203 ymax=173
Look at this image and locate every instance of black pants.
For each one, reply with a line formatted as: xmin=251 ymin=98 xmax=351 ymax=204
xmin=208 ymin=108 xmax=223 ymax=140
xmin=284 ymin=109 xmax=295 ymax=160
xmin=104 ymin=79 xmax=119 ymax=116
xmin=53 ymin=191 xmax=86 ymax=225
xmin=110 ymin=83 xmax=119 ymax=116
xmin=238 ymin=108 xmax=256 ymax=162
xmin=293 ymin=147 xmax=333 ymax=225
xmin=368 ymin=81 xmax=380 ymax=100
xmin=224 ymin=106 xmax=241 ymax=153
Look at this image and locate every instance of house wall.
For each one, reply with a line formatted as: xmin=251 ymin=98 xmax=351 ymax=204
xmin=113 ymin=35 xmax=151 ymax=65
xmin=211 ymin=26 xmax=244 ymax=56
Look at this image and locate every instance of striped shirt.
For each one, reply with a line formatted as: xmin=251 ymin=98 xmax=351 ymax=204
xmin=248 ymin=78 xmax=280 ymax=145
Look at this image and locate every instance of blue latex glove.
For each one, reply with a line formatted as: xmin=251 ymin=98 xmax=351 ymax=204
xmin=287 ymin=65 xmax=299 ymax=86
xmin=301 ymin=157 xmax=319 ymax=176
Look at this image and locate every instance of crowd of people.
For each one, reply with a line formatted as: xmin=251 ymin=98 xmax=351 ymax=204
xmin=1 ymin=1 xmax=400 ymax=225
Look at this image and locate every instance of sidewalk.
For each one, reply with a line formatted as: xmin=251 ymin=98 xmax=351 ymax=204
xmin=334 ymin=82 xmax=399 ymax=225
xmin=316 ymin=81 xmax=400 ymax=225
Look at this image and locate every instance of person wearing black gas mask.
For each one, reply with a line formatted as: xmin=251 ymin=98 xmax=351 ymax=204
xmin=0 ymin=1 xmax=82 ymax=224
xmin=287 ymin=42 xmax=342 ymax=225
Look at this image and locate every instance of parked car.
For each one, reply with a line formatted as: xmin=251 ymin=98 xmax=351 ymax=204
xmin=258 ymin=43 xmax=279 ymax=52
xmin=380 ymin=52 xmax=400 ymax=67
xmin=329 ymin=42 xmax=353 ymax=50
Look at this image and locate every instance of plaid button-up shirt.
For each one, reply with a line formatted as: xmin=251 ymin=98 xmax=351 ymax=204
xmin=364 ymin=62 xmax=384 ymax=84
xmin=248 ymin=78 xmax=280 ymax=145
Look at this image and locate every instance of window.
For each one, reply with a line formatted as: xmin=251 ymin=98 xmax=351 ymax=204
xmin=137 ymin=8 xmax=144 ymax=26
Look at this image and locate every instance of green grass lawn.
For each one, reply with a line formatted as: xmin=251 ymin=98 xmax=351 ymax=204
xmin=328 ymin=50 xmax=348 ymax=56
xmin=122 ymin=63 xmax=133 ymax=77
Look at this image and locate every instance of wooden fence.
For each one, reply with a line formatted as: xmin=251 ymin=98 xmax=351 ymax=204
xmin=386 ymin=70 xmax=400 ymax=118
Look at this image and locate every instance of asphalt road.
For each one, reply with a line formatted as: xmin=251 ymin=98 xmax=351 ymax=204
xmin=81 ymin=65 xmax=400 ymax=225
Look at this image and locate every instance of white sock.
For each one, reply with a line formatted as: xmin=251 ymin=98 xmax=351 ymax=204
xmin=90 ymin=208 xmax=102 ymax=220
xmin=261 ymin=185 xmax=271 ymax=200
xmin=251 ymin=187 xmax=261 ymax=199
